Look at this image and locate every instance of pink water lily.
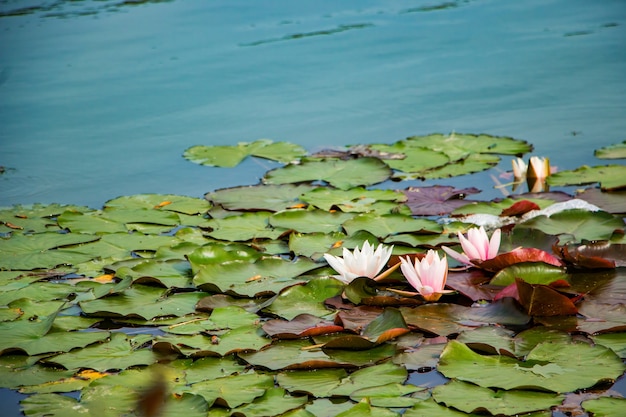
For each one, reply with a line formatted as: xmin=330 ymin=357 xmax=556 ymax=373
xmin=323 ymin=241 xmax=393 ymax=284
xmin=442 ymin=226 xmax=501 ymax=266
xmin=400 ymin=250 xmax=452 ymax=302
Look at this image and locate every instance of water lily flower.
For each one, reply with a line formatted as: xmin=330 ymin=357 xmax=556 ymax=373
xmin=323 ymin=241 xmax=393 ymax=284
xmin=527 ymin=156 xmax=551 ymax=180
xmin=511 ymin=158 xmax=527 ymax=180
xmin=400 ymin=250 xmax=452 ymax=302
xmin=442 ymin=226 xmax=501 ymax=266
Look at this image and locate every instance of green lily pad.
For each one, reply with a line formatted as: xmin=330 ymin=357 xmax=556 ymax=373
xmin=181 ymin=372 xmax=274 ymax=407
xmin=0 ymin=232 xmax=99 ymax=270
xmin=80 ymin=285 xmax=206 ymax=320
xmin=518 ymin=209 xmax=624 ymax=243
xmin=342 ymin=212 xmax=442 ymax=238
xmin=264 ymin=277 xmax=344 ymax=320
xmin=115 ymin=259 xmax=193 ymax=289
xmin=20 ymin=385 xmax=138 ymax=417
xmin=187 ymin=242 xmax=262 ymax=274
xmin=44 ymin=333 xmax=159 ymax=372
xmin=300 ymin=186 xmax=406 ymax=213
xmin=154 ymin=324 xmax=269 ymax=356
xmin=184 ymin=139 xmax=307 ymax=167
xmin=288 ymin=230 xmax=379 ymax=260
xmin=490 ymin=262 xmax=568 ymax=286
xmin=0 ymin=355 xmax=75 ymax=389
xmin=582 ymin=396 xmax=626 ymax=416
xmin=204 ymin=211 xmax=288 ymax=241
xmin=594 ymin=141 xmax=626 ymax=159
xmin=193 ymin=257 xmax=319 ymax=297
xmin=104 ymin=194 xmax=211 ymax=215
xmin=369 ymin=142 xmax=450 ymax=173
xmin=277 ymin=368 xmax=348 ymax=397
xmin=264 ymin=157 xmax=392 ymax=190
xmin=432 ymin=379 xmax=564 ymax=415
xmin=547 ymin=165 xmax=626 ymax=190
xmin=329 ymin=362 xmax=408 ymax=396
xmin=438 ymin=340 xmax=626 ymax=392
xmin=270 ymin=209 xmax=354 ymax=234
xmin=420 ymin=153 xmax=501 ymax=180
xmin=403 ymin=133 xmax=533 ymax=160
xmin=206 ymin=184 xmax=316 ymax=212
xmin=0 ymin=204 xmax=89 ymax=234
xmin=230 ymin=387 xmax=308 ymax=416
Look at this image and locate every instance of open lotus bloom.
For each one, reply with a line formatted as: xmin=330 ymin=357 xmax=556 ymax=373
xmin=442 ymin=226 xmax=501 ymax=266
xmin=400 ymin=250 xmax=452 ymax=302
xmin=323 ymin=241 xmax=393 ymax=284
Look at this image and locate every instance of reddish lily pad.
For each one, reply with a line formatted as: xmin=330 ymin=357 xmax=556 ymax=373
xmin=501 ymin=200 xmax=541 ymax=217
xmin=474 ymin=248 xmax=562 ymax=272
xmin=402 ymin=186 xmax=482 ymax=216
xmin=263 ymin=314 xmax=344 ymax=339
xmin=515 ymin=278 xmax=578 ymax=316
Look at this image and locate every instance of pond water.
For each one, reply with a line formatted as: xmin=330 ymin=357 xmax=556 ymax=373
xmin=1 ymin=0 xmax=625 ymax=210
xmin=0 ymin=1 xmax=625 ymax=416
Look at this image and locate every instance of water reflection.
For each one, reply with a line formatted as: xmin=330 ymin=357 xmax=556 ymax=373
xmin=0 ymin=0 xmax=173 ymax=19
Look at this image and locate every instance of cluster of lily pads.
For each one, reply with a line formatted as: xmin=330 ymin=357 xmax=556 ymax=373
xmin=1 ymin=133 xmax=625 ymax=417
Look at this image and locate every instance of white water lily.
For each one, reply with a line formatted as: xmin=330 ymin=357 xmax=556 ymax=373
xmin=442 ymin=226 xmax=501 ymax=266
xmin=528 ymin=156 xmax=551 ymax=180
xmin=400 ymin=250 xmax=453 ymax=302
xmin=511 ymin=158 xmax=527 ymax=179
xmin=323 ymin=241 xmax=393 ymax=284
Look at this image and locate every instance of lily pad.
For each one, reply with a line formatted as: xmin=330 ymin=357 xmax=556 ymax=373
xmin=437 ymin=340 xmax=626 ymax=393
xmin=547 ymin=165 xmax=626 ymax=190
xmin=517 ymin=209 xmax=624 ymax=243
xmin=203 ymin=211 xmax=288 ymax=241
xmin=300 ymin=187 xmax=406 ymax=213
xmin=594 ymin=141 xmax=626 ymax=159
xmin=342 ymin=212 xmax=442 ymax=238
xmin=402 ymin=186 xmax=482 ymax=216
xmin=44 ymin=333 xmax=159 ymax=372
xmin=183 ymin=139 xmax=307 ymax=167
xmin=104 ymin=194 xmax=211 ymax=215
xmin=269 ymin=209 xmax=354 ymax=234
xmin=264 ymin=158 xmax=392 ymax=190
xmin=206 ymin=184 xmax=316 ymax=212
xmin=0 ymin=232 xmax=99 ymax=270
xmin=432 ymin=379 xmax=564 ymax=415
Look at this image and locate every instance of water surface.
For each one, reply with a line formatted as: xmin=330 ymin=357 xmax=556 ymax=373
xmin=1 ymin=0 xmax=625 ymax=209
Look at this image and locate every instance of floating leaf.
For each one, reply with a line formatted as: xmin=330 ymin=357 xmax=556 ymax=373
xmin=193 ymin=257 xmax=319 ymax=297
xmin=270 ymin=209 xmax=354 ymax=234
xmin=594 ymin=141 xmax=626 ymax=159
xmin=300 ymin=187 xmax=406 ymax=213
xmin=80 ymin=285 xmax=206 ymax=320
xmin=490 ymin=262 xmax=568 ymax=286
xmin=104 ymin=194 xmax=211 ymax=215
xmin=432 ymin=379 xmax=564 ymax=415
xmin=206 ymin=184 xmax=316 ymax=212
xmin=0 ymin=232 xmax=99 ymax=270
xmin=44 ymin=333 xmax=158 ymax=372
xmin=582 ymin=396 xmax=626 ymax=417
xmin=517 ymin=209 xmax=624 ymax=243
xmin=438 ymin=340 xmax=625 ymax=393
xmin=420 ymin=153 xmax=501 ymax=180
xmin=184 ymin=139 xmax=307 ymax=167
xmin=342 ymin=212 xmax=441 ymax=238
xmin=187 ymin=242 xmax=262 ymax=275
xmin=264 ymin=277 xmax=344 ymax=320
xmin=369 ymin=143 xmax=449 ymax=173
xmin=474 ymin=248 xmax=563 ymax=272
xmin=548 ymin=165 xmax=626 ymax=190
xmin=203 ymin=211 xmax=288 ymax=241
xmin=263 ymin=314 xmax=344 ymax=339
xmin=402 ymin=186 xmax=482 ymax=216
xmin=264 ymin=157 xmax=392 ymax=190
xmin=515 ymin=278 xmax=578 ymax=316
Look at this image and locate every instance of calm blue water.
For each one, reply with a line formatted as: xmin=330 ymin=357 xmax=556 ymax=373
xmin=1 ymin=0 xmax=625 ymax=209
